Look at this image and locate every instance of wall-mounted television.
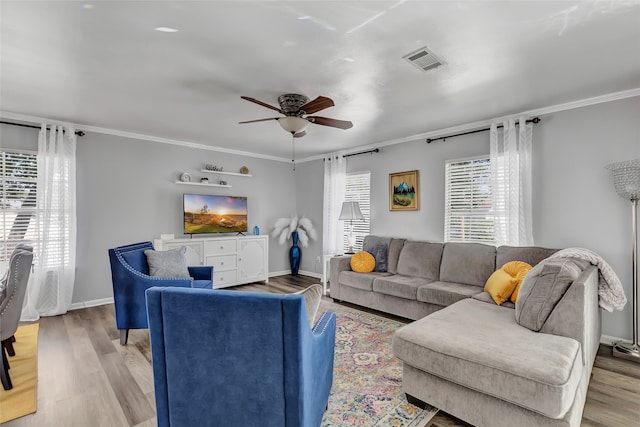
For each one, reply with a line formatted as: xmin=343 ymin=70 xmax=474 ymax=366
xmin=183 ymin=194 xmax=248 ymax=234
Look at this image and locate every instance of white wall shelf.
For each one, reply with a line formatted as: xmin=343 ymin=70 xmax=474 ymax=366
xmin=174 ymin=181 xmax=232 ymax=188
xmin=200 ymin=169 xmax=253 ymax=177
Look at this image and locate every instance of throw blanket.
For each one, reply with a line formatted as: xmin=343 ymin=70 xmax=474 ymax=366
xmin=549 ymin=248 xmax=627 ymax=312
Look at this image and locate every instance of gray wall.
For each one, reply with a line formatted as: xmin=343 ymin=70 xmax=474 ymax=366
xmin=3 ymin=95 xmax=638 ymax=339
xmin=296 ymin=95 xmax=639 ymax=340
xmin=1 ymin=126 xmax=296 ymax=303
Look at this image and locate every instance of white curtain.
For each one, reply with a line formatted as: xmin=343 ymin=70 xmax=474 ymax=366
xmin=22 ymin=124 xmax=77 ymax=320
xmin=490 ymin=117 xmax=533 ymax=246
xmin=323 ymin=154 xmax=346 ymax=255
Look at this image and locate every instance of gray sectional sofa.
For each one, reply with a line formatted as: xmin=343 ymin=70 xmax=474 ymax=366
xmin=329 ymin=237 xmax=556 ymax=319
xmin=329 ymin=236 xmax=601 ymax=427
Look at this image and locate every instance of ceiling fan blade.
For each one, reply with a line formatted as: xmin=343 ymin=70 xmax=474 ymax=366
xmin=300 ymin=96 xmax=335 ymax=114
xmin=240 ymin=96 xmax=284 ymax=114
xmin=307 ymin=116 xmax=353 ymax=130
xmin=238 ymin=117 xmax=279 ymax=124
xmin=293 ymin=131 xmax=306 ymax=138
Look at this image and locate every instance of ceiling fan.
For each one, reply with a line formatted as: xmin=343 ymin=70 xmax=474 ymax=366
xmin=239 ymin=94 xmax=353 ymax=138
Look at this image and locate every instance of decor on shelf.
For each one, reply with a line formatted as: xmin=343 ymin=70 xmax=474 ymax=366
xmin=204 ymin=164 xmax=223 ymax=171
xmin=339 ymin=201 xmax=364 ymax=254
xmin=200 ymin=177 xmax=208 ymax=183
xmin=389 ymin=170 xmax=419 ymax=211
xmin=240 ymin=166 xmax=249 ymax=174
xmin=219 ymin=180 xmax=227 ymax=185
xmin=180 ymin=172 xmax=191 ymax=182
xmin=606 ymin=158 xmax=640 ymax=363
xmin=272 ymin=216 xmax=317 ymax=275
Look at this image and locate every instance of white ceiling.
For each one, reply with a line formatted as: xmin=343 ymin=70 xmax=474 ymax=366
xmin=1 ymin=1 xmax=639 ymax=160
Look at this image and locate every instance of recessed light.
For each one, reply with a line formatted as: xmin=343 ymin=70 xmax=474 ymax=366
xmin=154 ymin=27 xmax=179 ymax=33
xmin=298 ymin=16 xmax=312 ymax=21
xmin=81 ymin=4 xmax=94 ymax=9
xmin=344 ymin=57 xmax=355 ymax=62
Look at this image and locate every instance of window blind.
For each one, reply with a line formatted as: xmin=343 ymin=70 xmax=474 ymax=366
xmin=444 ymin=157 xmax=496 ymax=244
xmin=1 ymin=150 xmax=37 ymax=262
xmin=343 ymin=172 xmax=371 ymax=252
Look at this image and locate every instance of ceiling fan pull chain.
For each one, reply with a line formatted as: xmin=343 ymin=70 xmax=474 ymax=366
xmin=292 ymin=135 xmax=296 ymax=172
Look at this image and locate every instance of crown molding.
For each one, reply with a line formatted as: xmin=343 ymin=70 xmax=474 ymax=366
xmin=0 ymin=110 xmax=290 ymax=163
xmin=3 ymin=87 xmax=639 ymax=164
xmin=296 ymin=87 xmax=640 ymax=163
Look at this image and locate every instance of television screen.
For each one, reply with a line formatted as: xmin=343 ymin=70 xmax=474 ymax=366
xmin=183 ymin=194 xmax=248 ymax=234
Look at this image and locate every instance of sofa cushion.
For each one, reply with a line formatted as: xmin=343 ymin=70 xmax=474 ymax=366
xmin=144 ymin=247 xmax=190 ymax=278
xmin=417 ymin=281 xmax=481 ymax=306
xmin=496 ymin=245 xmax=557 ymax=270
xmin=515 ymin=258 xmax=587 ymax=332
xmin=484 ymin=269 xmax=518 ymax=305
xmin=507 ymin=261 xmax=533 ymax=303
xmin=393 ymin=299 xmax=582 ymax=419
xmin=339 ymin=271 xmax=392 ymax=292
xmin=439 ymin=243 xmax=496 ymax=287
xmin=363 ymin=236 xmax=391 ymax=272
xmin=396 ymin=241 xmax=443 ymax=280
xmin=473 ymin=291 xmax=515 ymax=309
xmin=387 ymin=238 xmax=406 ymax=274
xmin=350 ymin=251 xmax=376 ymax=273
xmin=372 ymin=275 xmax=433 ymax=300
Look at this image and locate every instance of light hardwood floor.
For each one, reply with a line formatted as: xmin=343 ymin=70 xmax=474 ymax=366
xmin=5 ymin=275 xmax=640 ymax=427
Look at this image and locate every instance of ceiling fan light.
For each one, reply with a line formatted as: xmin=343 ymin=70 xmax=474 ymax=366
xmin=278 ymin=116 xmax=308 ymax=134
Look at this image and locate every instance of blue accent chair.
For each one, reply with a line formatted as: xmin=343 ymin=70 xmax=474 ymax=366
xmin=146 ymin=287 xmax=336 ymax=427
xmin=108 ymin=242 xmax=213 ymax=345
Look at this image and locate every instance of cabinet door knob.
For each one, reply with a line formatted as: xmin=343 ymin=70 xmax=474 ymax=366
xmin=221 ymin=261 xmax=224 ymax=265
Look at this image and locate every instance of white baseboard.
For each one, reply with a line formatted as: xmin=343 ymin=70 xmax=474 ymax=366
xmin=268 ymin=270 xmax=322 ymax=280
xmin=69 ymin=297 xmax=114 ymax=311
xmin=600 ymin=334 xmax=628 ymax=346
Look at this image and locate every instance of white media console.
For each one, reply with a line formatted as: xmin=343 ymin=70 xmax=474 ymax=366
xmin=153 ymin=235 xmax=269 ymax=289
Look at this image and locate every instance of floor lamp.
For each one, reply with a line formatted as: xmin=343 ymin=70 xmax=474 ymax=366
xmin=606 ymin=158 xmax=640 ymax=363
xmin=339 ymin=201 xmax=364 ymax=254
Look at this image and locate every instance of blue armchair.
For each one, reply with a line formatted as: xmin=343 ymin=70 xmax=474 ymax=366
xmin=146 ymin=287 xmax=336 ymax=427
xmin=108 ymin=241 xmax=213 ymax=345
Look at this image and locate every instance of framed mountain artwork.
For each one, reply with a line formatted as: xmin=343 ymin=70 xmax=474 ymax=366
xmin=389 ymin=170 xmax=419 ymax=211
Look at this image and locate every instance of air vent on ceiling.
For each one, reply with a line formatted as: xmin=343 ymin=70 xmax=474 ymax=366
xmin=403 ymin=46 xmax=444 ymax=72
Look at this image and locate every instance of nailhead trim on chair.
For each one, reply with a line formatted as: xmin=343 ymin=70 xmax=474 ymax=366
xmin=114 ymin=247 xmax=194 ymax=284
xmin=312 ymin=312 xmax=336 ymax=335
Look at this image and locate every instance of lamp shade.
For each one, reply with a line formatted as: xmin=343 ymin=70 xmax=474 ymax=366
xmin=278 ymin=116 xmax=309 ymax=134
xmin=606 ymin=158 xmax=640 ymax=200
xmin=339 ymin=201 xmax=365 ymax=221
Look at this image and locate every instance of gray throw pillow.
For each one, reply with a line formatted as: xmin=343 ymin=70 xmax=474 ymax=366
xmin=515 ymin=258 xmax=586 ymax=331
xmin=294 ymin=283 xmax=323 ymax=327
xmin=144 ymin=247 xmax=190 ymax=278
xmin=363 ymin=236 xmax=391 ymax=272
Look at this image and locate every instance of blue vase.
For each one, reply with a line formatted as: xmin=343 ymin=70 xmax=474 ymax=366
xmin=289 ymin=231 xmax=301 ymax=275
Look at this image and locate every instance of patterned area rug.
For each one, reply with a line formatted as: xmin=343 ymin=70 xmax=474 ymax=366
xmin=320 ymin=300 xmax=438 ymax=426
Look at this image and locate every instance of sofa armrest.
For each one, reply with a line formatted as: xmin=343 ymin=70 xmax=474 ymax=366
xmin=329 ymin=255 xmax=353 ymax=300
xmin=539 ymin=265 xmax=601 ymax=367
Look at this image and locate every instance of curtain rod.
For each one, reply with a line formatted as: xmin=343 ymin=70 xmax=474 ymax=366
xmin=0 ymin=120 xmax=85 ymax=137
xmin=343 ymin=148 xmax=379 ymax=158
xmin=426 ymin=117 xmax=540 ymax=144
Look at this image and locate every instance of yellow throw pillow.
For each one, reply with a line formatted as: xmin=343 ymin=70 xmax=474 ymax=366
xmin=350 ymin=251 xmax=376 ymax=273
xmin=507 ymin=262 xmax=533 ymax=303
xmin=484 ymin=269 xmax=518 ymax=305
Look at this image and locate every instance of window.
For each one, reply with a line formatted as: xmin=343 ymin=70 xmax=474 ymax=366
xmin=444 ymin=156 xmax=496 ymax=244
xmin=343 ymin=171 xmax=371 ymax=252
xmin=1 ymin=150 xmax=37 ymax=262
